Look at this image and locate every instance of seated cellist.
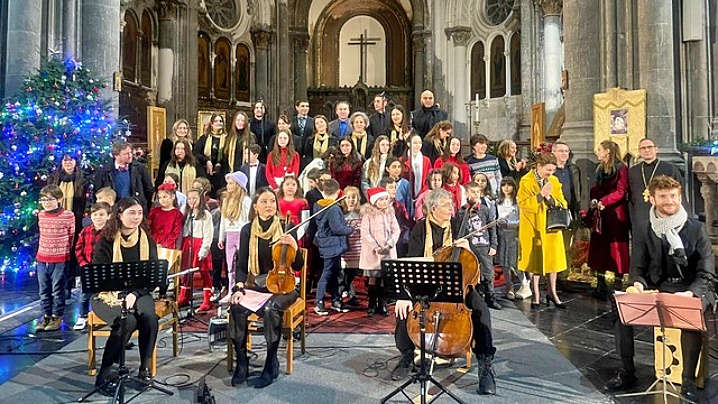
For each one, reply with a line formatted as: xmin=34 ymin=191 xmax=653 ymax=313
xmin=228 ymin=186 xmax=303 ymax=388
xmin=392 ymin=188 xmax=497 ymax=395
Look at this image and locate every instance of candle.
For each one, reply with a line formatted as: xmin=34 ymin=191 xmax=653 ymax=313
xmin=474 ymin=93 xmax=479 ymax=122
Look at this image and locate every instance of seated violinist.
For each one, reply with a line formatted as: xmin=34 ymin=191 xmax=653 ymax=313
xmin=605 ymin=176 xmax=715 ymax=401
xmin=392 ymin=189 xmax=497 ymax=395
xmin=228 ymin=186 xmax=303 ymax=388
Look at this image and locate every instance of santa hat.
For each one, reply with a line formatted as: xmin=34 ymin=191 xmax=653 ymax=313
xmin=367 ymin=187 xmax=389 ymax=205
xmin=225 ymin=171 xmax=248 ymax=190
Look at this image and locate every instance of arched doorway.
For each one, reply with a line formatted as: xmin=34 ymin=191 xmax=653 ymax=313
xmin=305 ymin=0 xmax=413 ymax=115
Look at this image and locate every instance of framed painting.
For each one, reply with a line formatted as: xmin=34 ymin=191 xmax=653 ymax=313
xmin=593 ymin=88 xmax=646 ymax=162
xmin=197 ymin=110 xmax=225 ymax=138
xmin=147 ymin=106 xmax=166 ymax=172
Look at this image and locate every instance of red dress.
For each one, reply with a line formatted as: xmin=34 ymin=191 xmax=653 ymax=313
xmin=588 ymin=164 xmax=630 ymax=274
xmin=148 ymin=207 xmax=184 ymax=249
xmin=278 ymin=197 xmax=309 ymax=225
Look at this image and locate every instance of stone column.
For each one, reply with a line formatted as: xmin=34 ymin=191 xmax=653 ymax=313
xmin=5 ymin=0 xmax=43 ymax=97
xmin=157 ymin=1 xmax=177 ymax=118
xmin=636 ymin=2 xmax=680 ymax=157
xmin=292 ymin=31 xmax=309 ymax=101
xmin=445 ymin=26 xmax=472 ymax=140
xmin=62 ymin=0 xmax=78 ymax=58
xmin=412 ymin=31 xmax=426 ymax=106
xmin=251 ymin=25 xmax=271 ymax=102
xmin=536 ymin=0 xmax=563 ymax=113
xmin=276 ymin=0 xmax=291 ymax=111
xmin=82 ymin=0 xmax=121 ymax=113
xmin=561 ymin=0 xmax=601 ymax=207
xmin=693 ymin=156 xmax=718 ymax=238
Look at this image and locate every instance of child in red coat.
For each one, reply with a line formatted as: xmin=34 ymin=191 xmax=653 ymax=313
xmin=149 ymin=183 xmax=184 ymax=249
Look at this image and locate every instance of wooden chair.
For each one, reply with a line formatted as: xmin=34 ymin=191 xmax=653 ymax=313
xmin=227 ymin=248 xmax=308 ymax=375
xmin=87 ymin=248 xmax=182 ymax=376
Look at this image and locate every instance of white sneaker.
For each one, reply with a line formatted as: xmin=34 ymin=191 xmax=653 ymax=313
xmin=515 ymin=283 xmax=533 ymax=300
xmin=73 ymin=317 xmax=87 ymax=330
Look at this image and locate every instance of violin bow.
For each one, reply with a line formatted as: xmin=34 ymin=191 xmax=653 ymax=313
xmin=268 ymin=195 xmax=347 ymax=246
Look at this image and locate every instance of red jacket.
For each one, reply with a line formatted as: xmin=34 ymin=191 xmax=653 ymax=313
xmin=148 ymin=207 xmax=184 ymax=249
xmin=434 ymin=156 xmax=471 ymax=185
xmin=401 ymin=154 xmax=432 ymax=198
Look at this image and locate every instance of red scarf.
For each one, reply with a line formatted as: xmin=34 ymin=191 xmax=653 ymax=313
xmin=443 ymin=182 xmax=462 ymax=215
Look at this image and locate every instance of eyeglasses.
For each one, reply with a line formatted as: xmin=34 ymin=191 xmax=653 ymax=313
xmin=39 ymin=198 xmax=57 ymax=203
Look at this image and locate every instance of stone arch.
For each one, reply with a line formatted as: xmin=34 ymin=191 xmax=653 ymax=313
xmin=311 ymin=0 xmax=412 ymax=88
xmin=295 ymin=0 xmax=427 ymax=30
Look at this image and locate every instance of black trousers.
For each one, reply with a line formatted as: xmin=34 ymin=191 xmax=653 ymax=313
xmin=92 ymin=293 xmax=159 ymax=371
xmin=229 ymin=290 xmax=299 ymax=364
xmin=612 ymin=289 xmax=708 ymax=381
xmin=394 ymin=288 xmax=496 ymax=358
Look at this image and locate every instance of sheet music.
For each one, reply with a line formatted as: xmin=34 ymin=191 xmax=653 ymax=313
xmin=239 ymin=289 xmax=273 ymax=312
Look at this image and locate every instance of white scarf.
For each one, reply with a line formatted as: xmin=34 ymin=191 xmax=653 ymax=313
xmin=411 ymin=152 xmax=423 ymax=196
xmin=649 ymin=205 xmax=687 ymax=256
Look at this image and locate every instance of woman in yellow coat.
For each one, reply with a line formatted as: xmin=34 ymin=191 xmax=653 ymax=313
xmin=517 ymin=152 xmax=568 ymax=309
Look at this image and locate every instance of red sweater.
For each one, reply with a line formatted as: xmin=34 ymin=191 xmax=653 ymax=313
xmin=36 ymin=208 xmax=75 ymax=263
xmin=74 ymin=225 xmax=103 ymax=267
xmin=266 ymin=148 xmax=300 ymax=188
xmin=148 ymin=207 xmax=184 ymax=249
xmin=434 ymin=156 xmax=471 ymax=185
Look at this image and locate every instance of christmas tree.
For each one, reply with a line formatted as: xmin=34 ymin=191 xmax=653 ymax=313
xmin=0 ymin=56 xmax=127 ymax=275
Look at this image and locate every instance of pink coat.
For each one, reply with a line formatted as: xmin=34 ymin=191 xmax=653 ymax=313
xmin=359 ymin=204 xmax=401 ymax=274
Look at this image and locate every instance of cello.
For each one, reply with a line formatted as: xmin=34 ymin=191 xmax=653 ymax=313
xmin=265 ymin=213 xmax=299 ymax=295
xmin=405 ymin=203 xmax=500 ymax=358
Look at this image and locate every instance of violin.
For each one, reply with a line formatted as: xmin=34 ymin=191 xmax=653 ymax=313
xmin=266 ymin=213 xmax=298 ymax=295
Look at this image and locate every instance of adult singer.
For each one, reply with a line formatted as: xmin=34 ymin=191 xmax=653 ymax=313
xmin=605 ymin=176 xmax=715 ymax=401
xmin=228 ymin=187 xmax=303 ymax=388
xmin=391 ymin=189 xmax=497 ymax=395
xmin=91 ymin=197 xmax=159 ymax=396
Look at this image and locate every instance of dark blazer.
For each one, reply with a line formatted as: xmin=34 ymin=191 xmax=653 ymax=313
xmin=368 ymin=111 xmax=390 ymax=138
xmin=407 ymin=217 xmax=462 ymax=257
xmin=329 ymin=119 xmax=352 ymax=139
xmin=249 ymin=117 xmax=276 ymax=163
xmin=631 ymin=218 xmax=715 ymax=298
xmin=239 ymin=162 xmax=269 ymax=194
xmin=93 ymin=160 xmax=154 ymax=212
xmin=291 ymin=115 xmax=314 ymax=139
xmin=411 ymin=105 xmax=449 ymax=138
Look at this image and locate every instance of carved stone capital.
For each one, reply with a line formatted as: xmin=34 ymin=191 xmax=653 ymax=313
xmin=293 ymin=33 xmax=310 ymax=52
xmin=534 ymin=0 xmax=563 ymax=16
xmin=157 ymin=1 xmax=179 ymax=20
xmin=444 ymin=26 xmax=472 ymax=47
xmin=412 ymin=31 xmax=426 ymax=50
xmin=251 ymin=25 xmax=272 ymax=50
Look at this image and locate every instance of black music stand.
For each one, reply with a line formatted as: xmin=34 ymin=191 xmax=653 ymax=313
xmin=78 ymin=260 xmax=174 ymax=404
xmin=614 ymin=292 xmax=705 ymax=404
xmin=380 ymin=259 xmax=468 ymax=404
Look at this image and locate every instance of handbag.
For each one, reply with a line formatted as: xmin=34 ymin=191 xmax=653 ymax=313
xmin=582 ymin=208 xmax=602 ymax=235
xmin=546 ymin=206 xmax=572 ymax=232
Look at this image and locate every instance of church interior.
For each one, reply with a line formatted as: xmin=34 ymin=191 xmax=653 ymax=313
xmin=2 ymin=0 xmax=718 ymax=403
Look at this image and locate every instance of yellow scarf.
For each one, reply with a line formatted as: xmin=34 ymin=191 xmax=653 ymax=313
xmin=165 ymin=163 xmax=197 ymax=194
xmin=59 ymin=181 xmax=74 ymax=212
xmin=98 ymin=229 xmax=150 ymax=307
xmin=424 ymin=214 xmax=452 ymax=258
xmin=352 ymin=131 xmax=368 ymax=157
xmin=203 ymin=133 xmax=226 ymax=162
xmin=246 ymin=216 xmax=284 ymax=288
xmin=313 ymin=132 xmax=330 ymax=158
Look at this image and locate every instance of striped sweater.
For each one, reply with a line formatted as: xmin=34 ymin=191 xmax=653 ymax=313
xmin=36 ymin=208 xmax=75 ymax=263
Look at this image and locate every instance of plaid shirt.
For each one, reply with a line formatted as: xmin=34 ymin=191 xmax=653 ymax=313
xmin=74 ymin=225 xmax=103 ymax=267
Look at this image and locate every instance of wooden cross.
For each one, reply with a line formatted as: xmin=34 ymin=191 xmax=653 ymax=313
xmin=348 ymin=30 xmax=381 ymax=84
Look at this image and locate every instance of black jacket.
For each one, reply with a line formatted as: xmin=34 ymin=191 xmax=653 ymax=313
xmin=249 ymin=117 xmax=277 ymax=163
xmin=291 ymin=115 xmax=314 ymax=139
xmin=407 ymin=217 xmax=462 ymax=257
xmin=239 ymin=163 xmax=270 ymax=193
xmin=630 ymin=218 xmax=715 ymax=298
xmin=93 ymin=160 xmax=153 ymax=212
xmin=411 ymin=105 xmax=448 ymax=138
xmin=368 ymin=111 xmax=390 ymax=138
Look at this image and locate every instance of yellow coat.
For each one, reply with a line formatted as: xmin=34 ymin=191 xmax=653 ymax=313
xmin=517 ymin=172 xmax=567 ymax=275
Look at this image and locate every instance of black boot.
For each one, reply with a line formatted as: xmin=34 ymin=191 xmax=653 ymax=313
xmin=367 ymin=284 xmax=377 ymax=316
xmin=231 ymin=336 xmax=249 ymax=386
xmin=476 ymin=354 xmax=497 ymax=395
xmin=249 ymin=309 xmax=282 ymax=388
xmin=592 ymin=273 xmax=609 ymax=300
xmin=138 ymin=357 xmax=152 ymax=383
xmin=95 ymin=366 xmax=118 ymax=397
xmin=376 ymin=286 xmax=389 ymax=316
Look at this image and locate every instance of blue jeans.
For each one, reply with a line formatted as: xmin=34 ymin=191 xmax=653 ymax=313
xmin=37 ymin=261 xmax=67 ymax=316
xmin=315 ymin=255 xmax=342 ymax=305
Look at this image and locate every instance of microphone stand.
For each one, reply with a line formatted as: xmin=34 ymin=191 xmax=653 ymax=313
xmin=181 ymin=212 xmax=207 ymax=327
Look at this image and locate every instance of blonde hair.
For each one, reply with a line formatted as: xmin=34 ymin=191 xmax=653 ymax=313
xmin=221 ymin=179 xmax=248 ymax=221
xmin=341 ymin=186 xmax=362 ymax=214
xmin=170 ymin=119 xmax=193 ymax=143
